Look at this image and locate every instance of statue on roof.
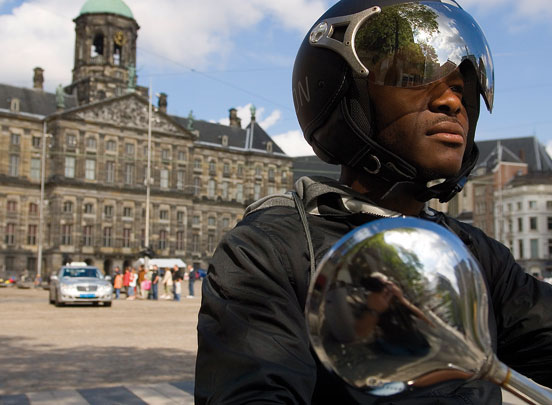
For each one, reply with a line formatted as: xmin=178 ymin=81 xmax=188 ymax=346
xmin=250 ymin=104 xmax=256 ymax=121
xmin=56 ymin=84 xmax=65 ymax=109
xmin=187 ymin=110 xmax=194 ymax=130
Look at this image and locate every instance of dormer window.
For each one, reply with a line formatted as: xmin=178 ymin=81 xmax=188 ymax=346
xmin=10 ymin=98 xmax=20 ymax=113
xmin=266 ymin=141 xmax=273 ymax=153
xmin=221 ymin=135 xmax=228 ymax=147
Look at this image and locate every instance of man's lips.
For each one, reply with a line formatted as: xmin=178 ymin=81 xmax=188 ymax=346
xmin=426 ymin=122 xmax=465 ymax=144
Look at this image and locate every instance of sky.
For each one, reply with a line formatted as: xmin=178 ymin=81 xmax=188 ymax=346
xmin=1 ymin=0 xmax=552 ymax=159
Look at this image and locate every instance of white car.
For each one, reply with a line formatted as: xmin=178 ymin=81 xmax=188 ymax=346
xmin=49 ymin=264 xmax=112 ymax=307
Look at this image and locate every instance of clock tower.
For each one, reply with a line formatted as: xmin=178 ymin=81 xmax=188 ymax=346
xmin=67 ymin=0 xmax=141 ymax=105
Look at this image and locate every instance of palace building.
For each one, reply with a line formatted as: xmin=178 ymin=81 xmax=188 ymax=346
xmin=0 ymin=0 xmax=293 ymax=278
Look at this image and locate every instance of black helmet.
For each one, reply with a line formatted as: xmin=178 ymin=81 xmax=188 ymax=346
xmin=292 ymin=0 xmax=494 ymax=202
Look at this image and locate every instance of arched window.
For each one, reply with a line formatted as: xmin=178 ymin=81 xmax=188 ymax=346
xmin=91 ymin=33 xmax=104 ymax=60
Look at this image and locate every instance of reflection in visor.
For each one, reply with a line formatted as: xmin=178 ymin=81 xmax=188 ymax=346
xmin=353 ymin=1 xmax=493 ymax=110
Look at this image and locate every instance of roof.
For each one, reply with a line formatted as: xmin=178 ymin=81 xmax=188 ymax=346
xmin=0 ymin=83 xmax=78 ymax=116
xmin=170 ymin=115 xmax=287 ymax=155
xmin=475 ymin=137 xmax=552 ymax=173
xmin=79 ymin=0 xmax=134 ymax=19
xmin=292 ymin=155 xmax=341 ymax=182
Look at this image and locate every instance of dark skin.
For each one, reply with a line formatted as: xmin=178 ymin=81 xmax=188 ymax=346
xmin=341 ymin=69 xmax=470 ymax=216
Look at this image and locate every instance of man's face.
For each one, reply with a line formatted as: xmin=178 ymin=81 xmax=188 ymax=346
xmin=368 ymin=69 xmax=470 ymax=180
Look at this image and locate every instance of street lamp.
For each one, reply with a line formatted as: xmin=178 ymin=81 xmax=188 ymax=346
xmin=37 ymin=120 xmax=52 ymax=281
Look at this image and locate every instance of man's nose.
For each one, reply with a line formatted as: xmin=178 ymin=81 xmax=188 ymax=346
xmin=429 ymin=84 xmax=463 ymax=115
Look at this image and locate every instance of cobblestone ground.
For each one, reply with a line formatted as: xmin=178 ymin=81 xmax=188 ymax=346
xmin=0 ymin=283 xmax=202 ymax=396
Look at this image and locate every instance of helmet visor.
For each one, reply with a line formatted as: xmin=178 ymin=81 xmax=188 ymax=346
xmin=354 ymin=1 xmax=494 ymax=110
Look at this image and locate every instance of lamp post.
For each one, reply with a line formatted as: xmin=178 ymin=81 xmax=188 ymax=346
xmin=37 ymin=120 xmax=50 ymax=281
xmin=144 ymin=81 xmax=154 ymax=270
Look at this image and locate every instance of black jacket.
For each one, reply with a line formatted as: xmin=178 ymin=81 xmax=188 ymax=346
xmin=195 ymin=177 xmax=552 ymax=404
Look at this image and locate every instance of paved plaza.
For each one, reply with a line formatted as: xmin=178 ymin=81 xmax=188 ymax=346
xmin=0 ymin=284 xmax=533 ymax=405
xmin=0 ymin=284 xmax=201 ymax=403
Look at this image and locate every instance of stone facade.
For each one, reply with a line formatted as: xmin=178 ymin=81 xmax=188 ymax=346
xmin=0 ymin=3 xmax=293 ymax=279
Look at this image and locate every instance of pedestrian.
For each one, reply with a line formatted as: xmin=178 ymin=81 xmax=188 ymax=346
xmin=187 ymin=264 xmax=195 ymax=298
xmin=126 ymin=267 xmax=137 ymax=300
xmin=122 ymin=267 xmax=130 ymax=297
xmin=195 ymin=0 xmax=552 ymax=403
xmin=161 ymin=267 xmax=173 ymax=299
xmin=137 ymin=265 xmax=146 ymax=299
xmin=150 ymin=265 xmax=159 ymax=300
xmin=174 ymin=276 xmax=182 ymax=302
xmin=113 ymin=270 xmax=123 ymax=299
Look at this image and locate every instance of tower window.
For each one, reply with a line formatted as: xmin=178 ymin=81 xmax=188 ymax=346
xmin=92 ymin=34 xmax=104 ymax=58
xmin=114 ymin=44 xmax=122 ymax=66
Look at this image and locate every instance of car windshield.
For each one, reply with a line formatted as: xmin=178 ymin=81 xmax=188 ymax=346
xmin=61 ymin=268 xmax=101 ymax=278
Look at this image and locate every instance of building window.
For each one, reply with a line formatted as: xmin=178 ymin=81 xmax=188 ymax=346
xmin=27 ymin=225 xmax=37 ymax=245
xmin=30 ymin=158 xmax=41 ymax=181
xmin=221 ymin=182 xmax=229 ymax=200
xmin=61 ymin=224 xmax=72 ymax=245
xmin=547 ymin=201 xmax=552 ymax=210
xmin=122 ymin=228 xmax=131 ymax=248
xmin=518 ymin=218 xmax=523 ymax=232
xmin=530 ymin=217 xmax=538 ymax=231
xmin=177 ymin=211 xmax=185 ymax=224
xmin=192 ymin=215 xmax=200 ymax=225
xmin=254 ymin=183 xmax=261 ymax=200
xmin=106 ymin=140 xmax=116 ymax=152
xmin=32 ymin=136 xmax=41 ymax=148
xmin=104 ymin=205 xmax=113 ymax=218
xmin=548 ymin=239 xmax=552 ymax=257
xmin=255 ymin=166 xmax=261 ymax=177
xmin=103 ymin=227 xmax=112 ymax=247
xmin=223 ymin=163 xmax=230 ymax=177
xmin=207 ymin=234 xmax=215 ymax=252
xmin=83 ymin=225 xmax=93 ymax=246
xmin=10 ymin=133 xmax=20 ymax=145
xmin=65 ymin=156 xmax=75 ymax=178
xmin=66 ymin=134 xmax=76 ymax=148
xmin=29 ymin=203 xmax=38 ymax=215
xmin=9 ymin=154 xmax=19 ymax=176
xmin=7 ymin=200 xmax=17 ymax=212
xmin=85 ymin=159 xmax=96 ymax=180
xmin=161 ymin=149 xmax=170 ymax=161
xmin=194 ymin=159 xmax=202 ymax=170
xmin=84 ymin=203 xmax=94 ymax=214
xmin=63 ymin=201 xmax=73 ymax=213
xmin=517 ymin=202 xmax=522 ymax=211
xmin=282 ymin=171 xmax=287 ymax=182
xmin=529 ymin=200 xmax=537 ymax=210
xmin=268 ymin=168 xmax=275 ymax=182
xmin=106 ymin=161 xmax=115 ymax=183
xmin=209 ymin=160 xmax=216 ymax=175
xmin=159 ymin=209 xmax=169 ymax=220
xmin=125 ymin=143 xmax=135 ymax=155
xmin=548 ymin=217 xmax=552 ymax=231
xmin=160 ymin=169 xmax=169 ymax=189
xmin=222 ymin=218 xmax=230 ymax=229
xmin=177 ymin=170 xmax=185 ymax=190
xmin=125 ymin=164 xmax=134 ymax=185
xmin=178 ymin=151 xmax=186 ymax=161
xmin=191 ymin=234 xmax=199 ymax=252
xmin=208 ymin=216 xmax=216 ymax=226
xmin=123 ymin=207 xmax=132 ymax=217
xmin=5 ymin=223 xmax=16 ymax=245
xmin=518 ymin=239 xmax=524 ymax=259
xmin=158 ymin=230 xmax=167 ymax=250
xmin=530 ymin=239 xmax=539 ymax=259
xmin=207 ymin=179 xmax=216 ymax=198
xmin=176 ymin=231 xmax=185 ymax=250
xmin=237 ymin=165 xmax=244 ymax=177
xmin=236 ymin=183 xmax=243 ymax=203
xmin=86 ymin=137 xmax=97 ymax=149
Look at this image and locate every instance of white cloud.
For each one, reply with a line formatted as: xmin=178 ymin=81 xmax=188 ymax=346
xmin=546 ymin=141 xmax=552 ymax=159
xmin=272 ymin=129 xmax=313 ymax=157
xmin=259 ymin=110 xmax=281 ymax=130
xmin=0 ymin=0 xmax=328 ymax=91
xmin=461 ymin=0 xmax=552 ymax=19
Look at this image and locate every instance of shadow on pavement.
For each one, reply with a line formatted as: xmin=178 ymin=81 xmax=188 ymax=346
xmin=0 ymin=336 xmax=196 ymax=395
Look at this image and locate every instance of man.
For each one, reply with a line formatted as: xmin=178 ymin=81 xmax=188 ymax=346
xmin=196 ymin=1 xmax=552 ymax=403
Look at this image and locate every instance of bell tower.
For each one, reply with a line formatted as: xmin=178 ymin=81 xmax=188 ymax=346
xmin=66 ymin=0 xmax=140 ymax=105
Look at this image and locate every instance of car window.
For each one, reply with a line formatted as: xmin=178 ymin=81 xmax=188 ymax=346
xmin=61 ymin=268 xmax=101 ymax=278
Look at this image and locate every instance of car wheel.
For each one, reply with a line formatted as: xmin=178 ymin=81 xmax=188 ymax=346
xmin=92 ymin=302 xmax=99 ymax=307
xmin=49 ymin=291 xmax=54 ymax=304
xmin=104 ymin=301 xmax=112 ymax=307
xmin=54 ymin=292 xmax=64 ymax=307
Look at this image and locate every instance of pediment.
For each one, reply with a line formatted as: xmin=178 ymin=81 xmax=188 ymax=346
xmin=67 ymin=94 xmax=186 ymax=135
